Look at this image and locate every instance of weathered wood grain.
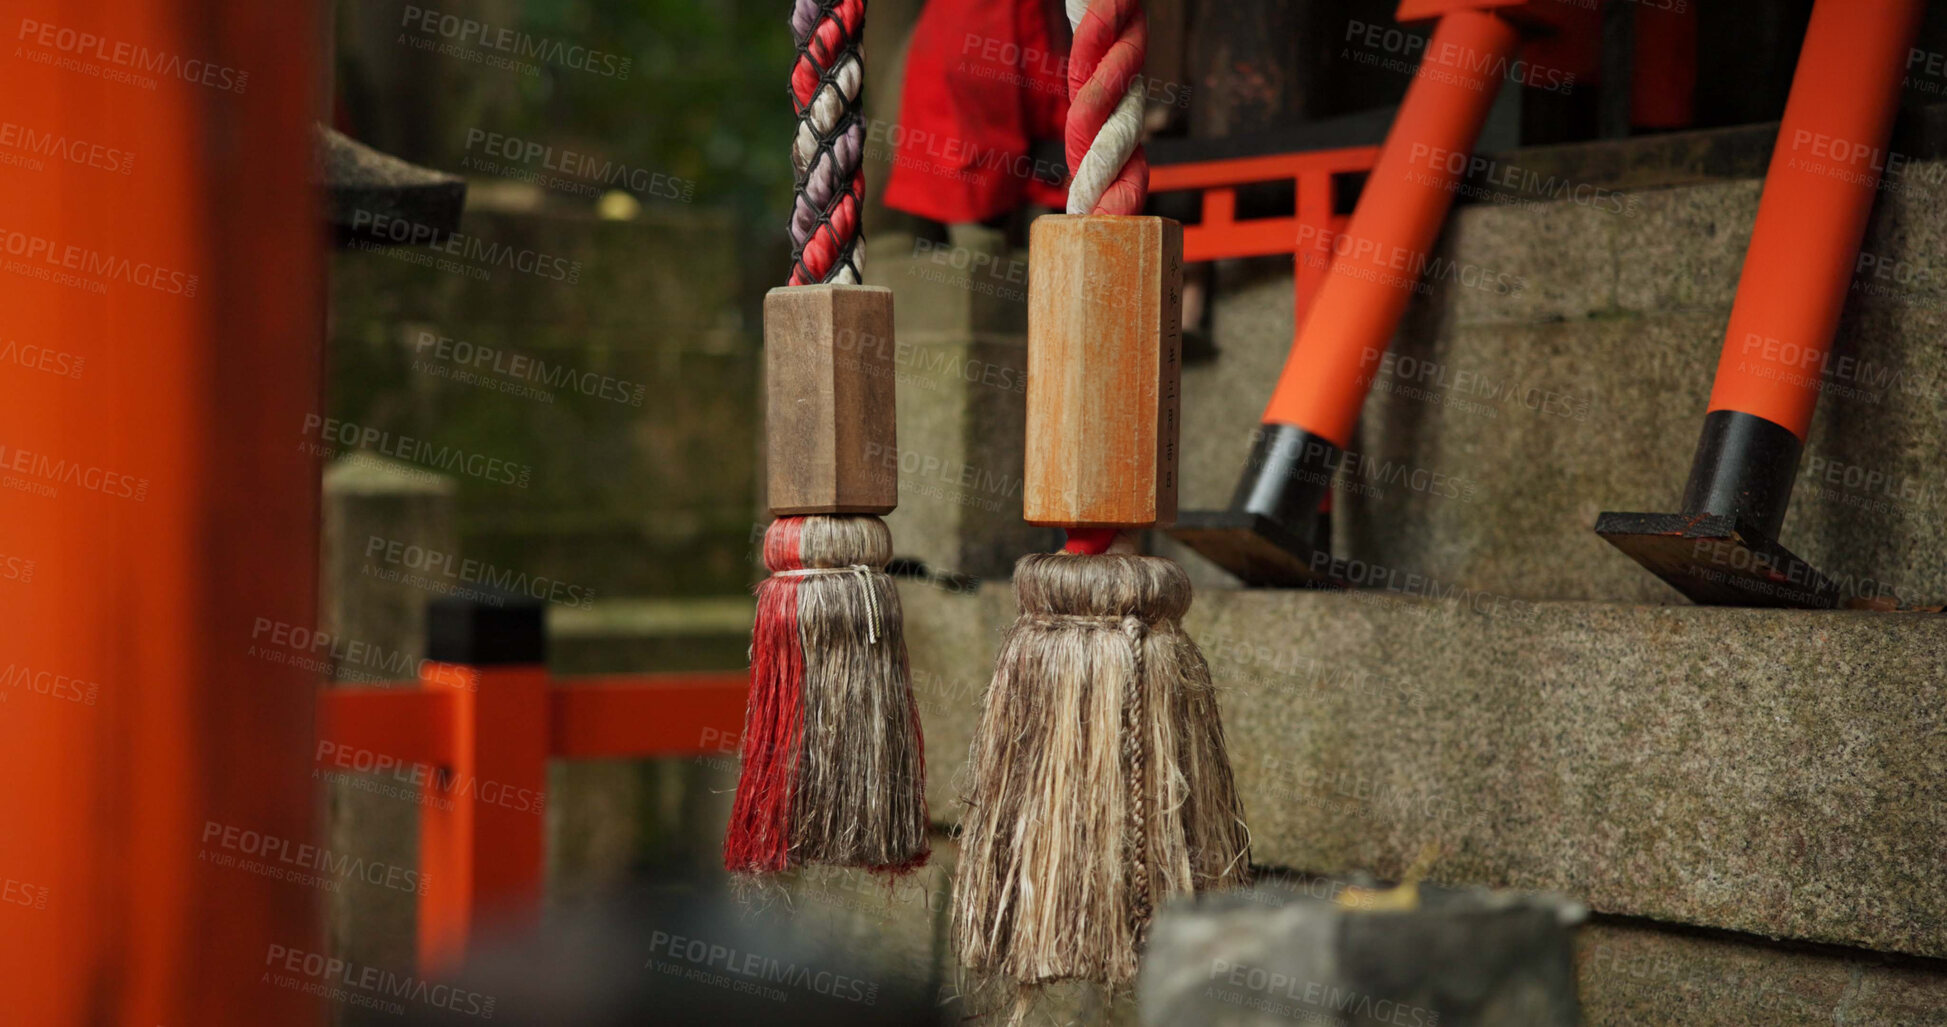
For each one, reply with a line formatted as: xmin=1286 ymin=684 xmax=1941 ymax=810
xmin=1025 ymin=215 xmax=1182 ymax=528
xmin=765 ymin=284 xmax=898 ymax=515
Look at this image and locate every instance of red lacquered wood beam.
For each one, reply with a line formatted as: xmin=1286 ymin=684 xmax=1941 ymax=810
xmin=550 ymin=672 xmax=750 ymax=759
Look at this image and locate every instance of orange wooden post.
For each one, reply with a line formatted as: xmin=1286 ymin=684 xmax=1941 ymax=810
xmin=1164 ymin=5 xmax=1526 ymax=586
xmin=1263 ymin=8 xmax=1521 ymax=448
xmin=1597 ymin=0 xmax=1924 ymax=608
xmin=415 ymin=600 xmax=550 ymax=972
xmin=1705 ymin=0 xmax=1923 ymax=442
xmin=0 ymin=0 xmax=325 ymax=1023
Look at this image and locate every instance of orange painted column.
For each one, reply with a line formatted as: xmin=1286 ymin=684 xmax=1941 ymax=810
xmin=1263 ymin=9 xmax=1521 ymax=447
xmin=1705 ymin=0 xmax=1924 ymax=440
xmin=0 ymin=0 xmax=325 ymax=1023
xmin=417 ymin=662 xmax=551 ymax=972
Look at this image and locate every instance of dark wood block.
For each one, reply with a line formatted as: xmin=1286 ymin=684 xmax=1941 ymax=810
xmin=765 ymin=284 xmax=898 ymax=515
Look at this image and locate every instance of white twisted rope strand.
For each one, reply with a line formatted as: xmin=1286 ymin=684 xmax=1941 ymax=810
xmin=1063 ymin=0 xmax=1145 ymax=215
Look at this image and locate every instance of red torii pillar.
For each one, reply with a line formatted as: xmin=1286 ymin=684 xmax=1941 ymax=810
xmin=0 ymin=0 xmax=326 ymax=1023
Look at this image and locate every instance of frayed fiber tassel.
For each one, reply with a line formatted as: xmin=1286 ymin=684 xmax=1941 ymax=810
xmin=953 ymin=551 xmax=1250 ymax=986
xmin=725 ymin=514 xmax=929 ymax=875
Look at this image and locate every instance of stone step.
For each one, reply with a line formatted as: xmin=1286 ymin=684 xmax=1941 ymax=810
xmin=1179 ymin=158 xmax=1947 ymax=605
xmin=701 ymin=839 xmax=1947 ymax=1027
xmin=900 ymin=584 xmax=1947 ymax=961
xmin=864 ymin=233 xmax=1051 ymax=580
xmin=1575 ymin=920 xmax=1947 ymax=1026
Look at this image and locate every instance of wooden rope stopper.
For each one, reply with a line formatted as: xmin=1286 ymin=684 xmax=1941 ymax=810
xmin=727 ymin=0 xmax=928 ymax=879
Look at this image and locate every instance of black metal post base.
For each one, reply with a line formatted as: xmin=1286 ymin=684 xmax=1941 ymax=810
xmin=1169 ymin=510 xmax=1352 ymax=588
xmin=1593 ymin=511 xmax=1839 ymax=608
xmin=1597 ymin=410 xmax=1838 ymax=609
xmin=1167 ymin=423 xmax=1347 ymax=587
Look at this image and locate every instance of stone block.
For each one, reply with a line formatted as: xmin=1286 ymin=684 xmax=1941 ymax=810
xmin=1444 ymin=195 xmax=1621 ymax=326
xmin=1613 ymin=179 xmax=1759 ymax=313
xmin=904 ymin=585 xmax=1947 ymax=958
xmin=1339 ymin=313 xmax=1719 ymax=604
xmin=1181 ymin=165 xmax=1947 ymax=604
xmin=319 ymin=456 xmax=456 ymax=997
xmin=1577 ymin=921 xmax=1947 ymax=1026
xmin=873 ymin=239 xmax=1053 ymax=579
xmin=1140 ymin=887 xmax=1583 ymax=1027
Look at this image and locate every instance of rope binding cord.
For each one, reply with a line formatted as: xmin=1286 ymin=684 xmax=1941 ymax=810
xmin=773 ymin=564 xmax=884 ymax=643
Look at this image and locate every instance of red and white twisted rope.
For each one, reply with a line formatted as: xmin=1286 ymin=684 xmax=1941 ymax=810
xmin=1063 ymin=0 xmax=1148 ymax=217
xmin=789 ymin=0 xmax=866 ymax=285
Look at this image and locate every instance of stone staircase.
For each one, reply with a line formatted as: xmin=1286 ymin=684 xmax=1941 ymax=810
xmin=320 ymin=132 xmax=1947 ymax=1025
xmin=868 ymin=136 xmax=1947 ymax=1025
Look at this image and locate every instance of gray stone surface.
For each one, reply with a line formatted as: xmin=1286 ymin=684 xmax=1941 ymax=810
xmin=1444 ymin=195 xmax=1622 ymax=326
xmin=1140 ymin=887 xmax=1582 ymax=1027
xmin=318 ymin=125 xmax=467 ymax=246
xmin=320 ymin=456 xmax=457 ymax=1001
xmin=714 ymin=837 xmax=1947 ymax=1027
xmin=870 ymin=237 xmax=1059 ymax=580
xmin=764 ymin=832 xmax=955 ymax=1015
xmin=1458 ymin=123 xmax=1779 ymax=204
xmin=1612 ymin=180 xmax=1757 ymax=314
xmin=1184 ymin=158 xmax=1947 ymax=605
xmin=1342 ymin=314 xmax=1719 ymax=605
xmin=901 ymin=585 xmax=1947 ymax=959
xmin=548 ymin=597 xmax=753 ymax=675
xmin=1576 ymin=921 xmax=1947 ymax=1026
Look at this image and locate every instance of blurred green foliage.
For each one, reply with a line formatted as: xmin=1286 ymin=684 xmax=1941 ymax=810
xmin=336 ymin=0 xmax=798 ymax=226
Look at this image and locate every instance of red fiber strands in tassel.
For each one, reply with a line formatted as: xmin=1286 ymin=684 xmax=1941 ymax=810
xmin=725 ymin=517 xmax=807 ymax=873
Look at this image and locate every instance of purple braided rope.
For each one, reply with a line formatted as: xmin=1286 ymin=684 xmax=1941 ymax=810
xmin=787 ymin=0 xmax=865 ymax=284
xmin=790 ymin=122 xmax=863 ymax=251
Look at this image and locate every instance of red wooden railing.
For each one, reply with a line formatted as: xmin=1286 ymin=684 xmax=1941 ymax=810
xmin=1150 ymin=146 xmax=1382 ymax=322
xmin=316 ymin=665 xmax=747 ymax=971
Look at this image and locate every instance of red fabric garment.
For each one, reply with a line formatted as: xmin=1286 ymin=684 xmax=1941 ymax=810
xmin=882 ymin=0 xmax=1070 ymax=223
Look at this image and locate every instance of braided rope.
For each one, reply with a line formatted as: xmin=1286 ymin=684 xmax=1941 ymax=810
xmin=789 ymin=0 xmax=866 ymax=285
xmin=1119 ymin=613 xmax=1152 ymax=945
xmin=1063 ymin=0 xmax=1147 ymax=216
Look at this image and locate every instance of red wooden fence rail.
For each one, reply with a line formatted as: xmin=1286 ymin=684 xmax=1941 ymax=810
xmin=316 ymin=666 xmax=748 ymax=971
xmin=1149 ymin=146 xmax=1382 ymax=321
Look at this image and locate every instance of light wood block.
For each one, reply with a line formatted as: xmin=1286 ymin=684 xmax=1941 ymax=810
xmin=764 ymin=284 xmax=898 ymax=515
xmin=1025 ymin=215 xmax=1182 ymax=528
